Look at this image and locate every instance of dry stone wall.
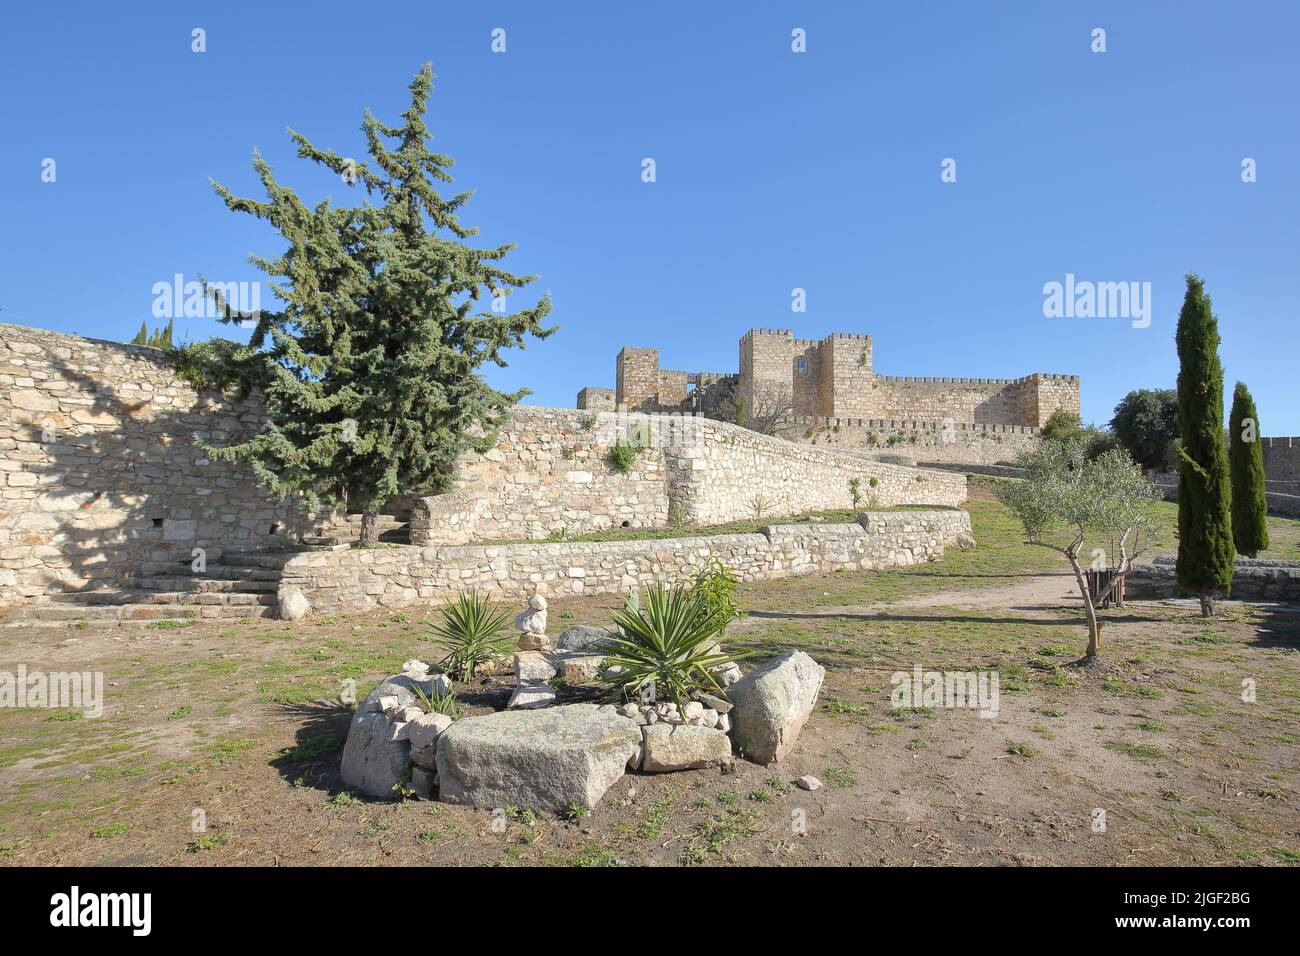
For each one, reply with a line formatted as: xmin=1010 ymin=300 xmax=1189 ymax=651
xmin=281 ymin=509 xmax=975 ymax=615
xmin=410 ymin=407 xmax=967 ymax=545
xmin=0 ymin=323 xmax=310 ymax=604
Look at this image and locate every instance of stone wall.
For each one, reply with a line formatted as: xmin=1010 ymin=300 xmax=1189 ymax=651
xmin=575 ymin=387 xmax=615 ymax=412
xmin=412 ymin=407 xmax=675 ymax=545
xmin=1263 ymin=437 xmax=1300 ymax=483
xmin=663 ymin=412 xmax=968 ymax=527
xmin=409 ymin=407 xmax=968 ymax=546
xmin=1127 ymin=556 xmax=1300 ymax=603
xmin=280 ymin=508 xmax=975 ymax=615
xmin=0 ymin=323 xmax=311 ymax=604
xmin=790 ymin=418 xmax=1041 ymax=465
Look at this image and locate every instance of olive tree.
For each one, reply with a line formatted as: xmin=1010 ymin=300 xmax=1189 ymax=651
xmin=995 ymin=435 xmax=1160 ymax=659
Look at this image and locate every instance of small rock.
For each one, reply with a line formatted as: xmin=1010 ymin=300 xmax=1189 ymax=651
xmin=795 ymin=775 xmax=823 ymax=791
xmin=700 ymin=708 xmax=720 ymax=729
xmin=410 ymin=745 xmax=438 ymax=769
xmin=682 ymin=701 xmax=705 ymax=722
xmin=507 ymin=684 xmax=556 ymax=710
xmin=717 ymin=713 xmax=731 ymax=733
xmin=697 ymin=693 xmax=733 ymax=715
xmin=713 ymin=663 xmax=742 ymax=688
xmin=516 ymin=632 xmax=552 ymax=652
xmin=278 ymin=586 xmax=310 ymax=621
xmin=407 ymin=712 xmax=454 ymax=751
xmin=555 ymin=624 xmax=620 ymax=652
xmin=411 ymin=766 xmax=437 ymax=799
xmin=430 ymin=673 xmax=453 ymax=696
xmin=640 ymin=724 xmax=732 ymax=773
xmin=401 ymin=658 xmax=429 ymax=676
xmin=514 ymin=651 xmax=557 ymax=685
xmin=559 ymin=654 xmax=606 ymax=683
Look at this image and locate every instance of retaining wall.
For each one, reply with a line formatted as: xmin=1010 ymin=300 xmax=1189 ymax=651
xmin=280 ymin=509 xmax=975 ymax=615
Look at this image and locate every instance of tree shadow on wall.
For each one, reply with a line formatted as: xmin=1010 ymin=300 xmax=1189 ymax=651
xmin=11 ymin=345 xmax=307 ymax=595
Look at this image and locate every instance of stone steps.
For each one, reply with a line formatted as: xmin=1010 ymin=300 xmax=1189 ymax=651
xmin=133 ymin=561 xmax=282 ymax=582
xmin=1 ymin=552 xmax=292 ymax=629
xmin=1 ymin=600 xmax=273 ymax=628
xmin=119 ymin=576 xmax=278 ymax=594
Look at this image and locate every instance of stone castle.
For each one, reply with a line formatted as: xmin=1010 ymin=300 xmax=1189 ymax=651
xmin=577 ymin=328 xmax=1081 ymax=429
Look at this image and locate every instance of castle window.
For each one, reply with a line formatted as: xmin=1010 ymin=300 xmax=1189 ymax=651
xmin=795 ymin=356 xmax=807 ymax=374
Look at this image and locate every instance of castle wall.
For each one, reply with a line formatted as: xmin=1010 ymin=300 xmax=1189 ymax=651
xmin=792 ymin=418 xmax=1041 ymax=465
xmin=1262 ymin=437 xmax=1300 ymax=483
xmin=611 ymin=328 xmax=1078 ymax=431
xmin=409 ymin=407 xmax=968 ymax=546
xmin=862 ymin=373 xmax=1079 ymax=427
xmin=576 ymin=387 xmax=615 ymax=411
xmin=0 ymin=323 xmax=310 ymax=605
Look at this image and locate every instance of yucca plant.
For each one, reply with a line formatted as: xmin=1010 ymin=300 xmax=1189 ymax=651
xmin=430 ymin=591 xmax=514 ymax=682
xmin=410 ymin=681 xmax=465 ymax=719
xmin=605 ymin=581 xmax=741 ymax=712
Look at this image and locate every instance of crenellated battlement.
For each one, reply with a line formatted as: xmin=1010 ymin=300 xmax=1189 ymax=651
xmin=579 ymin=326 xmax=1080 ymax=431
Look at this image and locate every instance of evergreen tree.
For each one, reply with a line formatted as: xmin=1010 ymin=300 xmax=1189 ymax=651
xmin=131 ymin=321 xmax=148 ymax=346
xmin=197 ymin=64 xmax=553 ymax=546
xmin=1174 ymin=274 xmax=1234 ymax=615
xmin=1228 ymin=381 xmax=1269 ymax=557
xmin=1109 ymin=388 xmax=1179 ymax=470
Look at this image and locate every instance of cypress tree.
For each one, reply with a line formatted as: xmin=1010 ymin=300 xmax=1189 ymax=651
xmin=1174 ymin=274 xmax=1234 ymax=615
xmin=131 ymin=321 xmax=148 ymax=346
xmin=1228 ymin=381 xmax=1269 ymax=557
xmin=197 ymin=64 xmax=554 ymax=546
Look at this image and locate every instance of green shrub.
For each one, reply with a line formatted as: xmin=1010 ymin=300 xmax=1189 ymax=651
xmin=605 ymin=581 xmax=740 ymax=710
xmin=608 ymin=439 xmax=640 ymax=474
xmin=429 ymin=591 xmax=514 ymax=682
xmin=691 ymin=559 xmax=743 ymax=635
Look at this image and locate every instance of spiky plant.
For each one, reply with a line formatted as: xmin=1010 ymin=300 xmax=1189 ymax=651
xmin=410 ymin=681 xmax=465 ymax=719
xmin=605 ymin=581 xmax=740 ymax=711
xmin=430 ymin=591 xmax=514 ymax=682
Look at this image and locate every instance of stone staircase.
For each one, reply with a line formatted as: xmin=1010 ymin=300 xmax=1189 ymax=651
xmin=1 ymin=551 xmax=296 ymax=629
xmin=1 ymin=510 xmax=412 ymax=630
xmin=302 ymin=513 xmax=411 ymax=547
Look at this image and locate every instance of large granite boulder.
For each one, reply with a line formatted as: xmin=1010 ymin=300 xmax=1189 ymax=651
xmin=640 ymin=723 xmax=732 ymax=772
xmin=436 ymin=704 xmax=641 ymax=811
xmin=727 ymin=651 xmax=825 ymax=765
xmin=340 ymin=673 xmax=442 ymax=798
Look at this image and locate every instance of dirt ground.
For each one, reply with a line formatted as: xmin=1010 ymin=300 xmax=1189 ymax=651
xmin=1 ymin=497 xmax=1298 ymax=867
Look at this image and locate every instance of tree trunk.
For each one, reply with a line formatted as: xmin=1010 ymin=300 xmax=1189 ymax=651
xmin=1199 ymin=593 xmax=1214 ymax=617
xmin=359 ymin=511 xmax=381 ymax=548
xmin=1068 ymin=554 xmax=1101 ymax=659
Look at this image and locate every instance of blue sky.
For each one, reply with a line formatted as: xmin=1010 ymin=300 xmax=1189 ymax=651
xmin=2 ymin=1 xmax=1297 ymax=430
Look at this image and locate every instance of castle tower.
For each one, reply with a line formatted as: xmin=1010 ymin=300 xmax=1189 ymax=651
xmin=822 ymin=333 xmax=874 ymax=418
xmin=615 ymin=347 xmax=661 ymax=412
xmin=738 ymin=329 xmax=795 ymax=419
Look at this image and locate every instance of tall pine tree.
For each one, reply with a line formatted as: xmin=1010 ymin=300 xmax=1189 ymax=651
xmin=197 ymin=65 xmax=553 ymax=546
xmin=1228 ymin=381 xmax=1269 ymax=557
xmin=1174 ymin=274 xmax=1234 ymax=615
